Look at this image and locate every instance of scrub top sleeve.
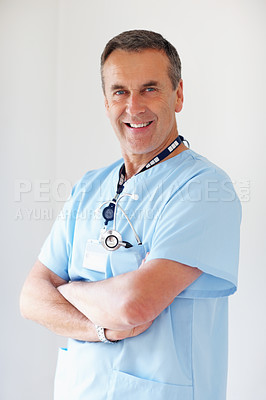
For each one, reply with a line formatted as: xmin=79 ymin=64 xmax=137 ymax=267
xmin=38 ymin=184 xmax=80 ymax=281
xmin=147 ymin=172 xmax=242 ymax=298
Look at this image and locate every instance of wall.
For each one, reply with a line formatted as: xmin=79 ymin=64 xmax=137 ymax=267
xmin=1 ymin=0 xmax=265 ymax=399
xmin=0 ymin=1 xmax=60 ymax=399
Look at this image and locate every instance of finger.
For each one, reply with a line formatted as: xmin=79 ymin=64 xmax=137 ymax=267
xmin=144 ymin=252 xmax=150 ymax=262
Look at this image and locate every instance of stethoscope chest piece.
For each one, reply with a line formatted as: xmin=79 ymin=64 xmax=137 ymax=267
xmin=100 ymin=229 xmax=123 ymax=251
xmin=100 ymin=229 xmax=133 ymax=251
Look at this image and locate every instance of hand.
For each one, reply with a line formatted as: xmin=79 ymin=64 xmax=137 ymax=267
xmin=105 ymin=320 xmax=153 ymax=341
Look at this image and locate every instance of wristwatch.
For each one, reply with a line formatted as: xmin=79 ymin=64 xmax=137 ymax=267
xmin=95 ymin=325 xmax=119 ymax=344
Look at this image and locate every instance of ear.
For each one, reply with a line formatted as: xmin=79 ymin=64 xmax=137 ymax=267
xmin=175 ymin=79 xmax=184 ymax=113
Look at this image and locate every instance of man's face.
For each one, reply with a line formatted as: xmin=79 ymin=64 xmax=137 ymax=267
xmin=103 ymin=49 xmax=184 ymax=159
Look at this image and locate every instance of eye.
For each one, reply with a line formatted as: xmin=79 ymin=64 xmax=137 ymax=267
xmin=114 ymin=90 xmax=126 ymax=96
xmin=145 ymin=87 xmax=156 ymax=93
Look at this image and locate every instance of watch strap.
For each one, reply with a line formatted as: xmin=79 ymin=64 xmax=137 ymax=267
xmin=95 ymin=325 xmax=118 ymax=344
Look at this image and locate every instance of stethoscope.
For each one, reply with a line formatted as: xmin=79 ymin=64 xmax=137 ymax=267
xmin=96 ymin=135 xmax=189 ymax=251
xmin=96 ymin=192 xmax=141 ymax=251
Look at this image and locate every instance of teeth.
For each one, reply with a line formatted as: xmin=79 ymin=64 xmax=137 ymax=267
xmin=128 ymin=122 xmax=151 ymax=128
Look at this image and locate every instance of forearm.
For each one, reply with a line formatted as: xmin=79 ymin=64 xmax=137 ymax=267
xmin=58 ymin=258 xmax=202 ymax=330
xmin=58 ymin=275 xmax=135 ymax=331
xmin=20 ymin=262 xmax=99 ymax=342
xmin=58 ymin=266 xmax=158 ymax=330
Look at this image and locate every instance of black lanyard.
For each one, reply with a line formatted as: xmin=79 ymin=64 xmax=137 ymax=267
xmin=102 ymin=135 xmax=187 ymax=224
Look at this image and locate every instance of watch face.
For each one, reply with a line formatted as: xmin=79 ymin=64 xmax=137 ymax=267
xmin=102 ymin=205 xmax=114 ymax=221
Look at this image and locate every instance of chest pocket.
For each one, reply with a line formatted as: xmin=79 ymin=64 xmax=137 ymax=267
xmin=77 ymin=242 xmax=146 ymax=281
xmin=109 ymin=244 xmax=146 ymax=277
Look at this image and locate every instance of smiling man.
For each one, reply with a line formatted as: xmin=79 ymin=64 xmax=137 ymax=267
xmin=20 ymin=30 xmax=241 ymax=400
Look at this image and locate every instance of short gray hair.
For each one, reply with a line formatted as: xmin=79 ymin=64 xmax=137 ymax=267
xmin=101 ymin=30 xmax=181 ymax=93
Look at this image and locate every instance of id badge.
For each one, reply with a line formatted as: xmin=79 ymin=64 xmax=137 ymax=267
xmin=83 ymin=239 xmax=108 ymax=273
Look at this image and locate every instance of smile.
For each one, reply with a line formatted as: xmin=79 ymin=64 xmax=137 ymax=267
xmin=125 ymin=121 xmax=153 ymax=128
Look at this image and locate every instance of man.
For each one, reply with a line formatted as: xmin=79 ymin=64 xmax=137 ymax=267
xmin=20 ymin=30 xmax=241 ymax=399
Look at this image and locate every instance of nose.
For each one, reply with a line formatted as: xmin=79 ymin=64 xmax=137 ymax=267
xmin=125 ymin=92 xmax=146 ymax=116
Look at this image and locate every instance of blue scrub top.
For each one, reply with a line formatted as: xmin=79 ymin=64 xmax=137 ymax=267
xmin=39 ymin=149 xmax=241 ymax=400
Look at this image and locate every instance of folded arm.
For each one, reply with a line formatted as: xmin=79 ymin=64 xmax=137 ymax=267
xmin=58 ymin=258 xmax=202 ymax=330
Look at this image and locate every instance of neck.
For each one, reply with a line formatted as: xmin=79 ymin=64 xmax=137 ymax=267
xmin=122 ymin=137 xmax=187 ymax=180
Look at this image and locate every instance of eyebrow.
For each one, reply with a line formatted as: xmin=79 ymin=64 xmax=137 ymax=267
xmin=110 ymin=81 xmax=159 ymax=92
xmin=142 ymin=81 xmax=159 ymax=87
xmin=110 ymin=84 xmax=126 ymax=91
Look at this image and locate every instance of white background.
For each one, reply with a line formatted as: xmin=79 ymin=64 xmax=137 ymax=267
xmin=1 ymin=0 xmax=265 ymax=399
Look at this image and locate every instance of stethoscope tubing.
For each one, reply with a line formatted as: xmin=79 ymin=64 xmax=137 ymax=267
xmin=96 ymin=194 xmax=142 ymax=245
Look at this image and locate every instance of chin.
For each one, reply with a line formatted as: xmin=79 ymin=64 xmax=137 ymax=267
xmin=126 ymin=138 xmax=155 ymax=154
xmin=126 ymin=143 xmax=153 ymax=156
